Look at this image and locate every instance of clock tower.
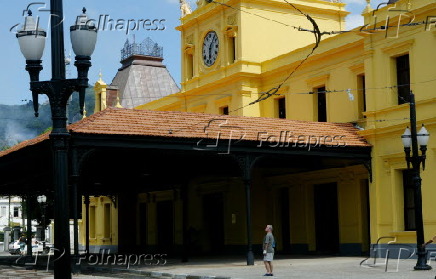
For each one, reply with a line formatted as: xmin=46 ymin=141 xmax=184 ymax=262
xmin=177 ymin=0 xmax=348 ymax=116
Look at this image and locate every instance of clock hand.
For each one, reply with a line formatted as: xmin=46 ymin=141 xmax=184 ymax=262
xmin=212 ymin=36 xmax=218 ymax=54
xmin=209 ymin=41 xmax=212 ymax=61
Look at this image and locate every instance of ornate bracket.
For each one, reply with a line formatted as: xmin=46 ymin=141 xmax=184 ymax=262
xmin=233 ymin=153 xmax=261 ymax=181
xmin=364 ymin=160 xmax=373 ymax=183
xmin=26 ymin=56 xmax=91 ymax=117
xmin=30 ymin=79 xmax=81 ymax=130
xmin=71 ymin=148 xmax=95 ymax=177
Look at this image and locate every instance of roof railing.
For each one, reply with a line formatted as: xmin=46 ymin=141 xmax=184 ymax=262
xmin=121 ymin=37 xmax=163 ymax=61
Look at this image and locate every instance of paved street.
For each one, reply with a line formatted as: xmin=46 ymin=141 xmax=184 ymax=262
xmin=81 ymin=255 xmax=436 ymax=279
xmin=2 ymin=255 xmax=436 ymax=278
xmin=0 ymin=265 xmax=120 ymax=279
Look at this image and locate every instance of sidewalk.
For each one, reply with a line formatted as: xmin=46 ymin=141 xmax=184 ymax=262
xmin=1 ymin=254 xmax=436 ymax=278
xmin=82 ymin=255 xmax=436 ymax=279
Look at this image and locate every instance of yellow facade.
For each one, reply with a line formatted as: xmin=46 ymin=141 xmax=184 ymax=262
xmin=359 ymin=0 xmax=436 ymax=244
xmin=136 ymin=0 xmax=349 ymax=118
xmin=86 ymin=0 xmax=436 ymax=255
xmin=79 ymin=196 xmax=118 ymax=253
xmin=137 ymin=0 xmax=436 ymax=252
xmin=134 ymin=0 xmax=371 ymax=255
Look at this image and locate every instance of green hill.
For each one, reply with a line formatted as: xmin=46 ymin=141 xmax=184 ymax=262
xmin=0 ymin=87 xmax=95 ymax=150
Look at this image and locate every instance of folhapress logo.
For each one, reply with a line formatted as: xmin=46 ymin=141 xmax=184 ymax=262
xmin=10 ymin=2 xmax=167 ymax=36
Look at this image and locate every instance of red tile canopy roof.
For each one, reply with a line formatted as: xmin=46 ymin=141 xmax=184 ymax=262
xmin=0 ymin=107 xmax=370 ymax=157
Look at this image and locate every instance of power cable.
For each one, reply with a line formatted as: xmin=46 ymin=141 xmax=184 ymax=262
xmin=223 ymin=0 xmax=323 ymax=113
xmin=117 ymin=76 xmax=436 ymax=101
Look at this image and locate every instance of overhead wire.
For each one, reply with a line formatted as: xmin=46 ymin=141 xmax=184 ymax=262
xmin=206 ymin=0 xmax=433 ymax=113
xmin=165 ymin=0 xmax=391 ymax=134
xmin=118 ymin=76 xmax=436 ymax=101
xmin=208 ymin=0 xmax=432 ymax=35
xmin=8 ymin=1 xmax=423 ymax=137
xmin=120 ymin=0 xmax=436 ymax=115
xmin=221 ymin=0 xmax=323 ymax=113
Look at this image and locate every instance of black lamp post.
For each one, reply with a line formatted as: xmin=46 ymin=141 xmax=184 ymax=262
xmin=16 ymin=2 xmax=97 ymax=278
xmin=401 ymin=91 xmax=431 ymax=270
xmin=37 ymin=195 xmax=47 ymax=249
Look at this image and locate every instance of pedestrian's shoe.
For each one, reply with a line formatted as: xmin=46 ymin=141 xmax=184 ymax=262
xmin=263 ymin=273 xmax=270 ymax=276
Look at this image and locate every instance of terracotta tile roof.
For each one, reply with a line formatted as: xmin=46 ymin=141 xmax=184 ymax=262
xmin=0 ymin=107 xmax=370 ymax=158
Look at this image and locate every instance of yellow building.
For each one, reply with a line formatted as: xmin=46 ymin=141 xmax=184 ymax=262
xmin=79 ymin=196 xmax=118 ymax=253
xmin=131 ymin=0 xmax=436 ymax=257
xmin=359 ymin=0 xmax=436 ymax=247
xmin=132 ymin=0 xmax=369 ymax=256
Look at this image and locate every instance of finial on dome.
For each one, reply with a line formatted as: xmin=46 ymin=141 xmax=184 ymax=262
xmin=364 ymin=0 xmax=373 ymax=13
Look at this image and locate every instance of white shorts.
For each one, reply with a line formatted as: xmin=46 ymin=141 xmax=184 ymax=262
xmin=263 ymin=253 xmax=274 ymax=262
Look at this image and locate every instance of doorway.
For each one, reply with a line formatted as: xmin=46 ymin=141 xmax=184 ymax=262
xmin=202 ymin=193 xmax=225 ymax=254
xmin=279 ymin=187 xmax=291 ymax=253
xmin=139 ymin=203 xmax=147 ymax=247
xmin=157 ymin=200 xmax=174 ymax=253
xmin=314 ymin=183 xmax=339 ymax=254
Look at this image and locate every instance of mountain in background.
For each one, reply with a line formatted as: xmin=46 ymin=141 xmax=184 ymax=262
xmin=0 ymin=87 xmax=95 ymax=150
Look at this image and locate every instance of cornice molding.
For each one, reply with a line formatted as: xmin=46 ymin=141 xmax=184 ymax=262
xmin=178 ymin=0 xmax=348 ymax=30
xmin=306 ymin=74 xmax=330 ymax=88
xmin=381 ymin=39 xmax=415 ymax=56
xmin=215 ymin=96 xmax=232 ymax=107
xmin=189 ymin=103 xmax=207 ymax=113
xmin=349 ymin=63 xmax=365 ymax=74
xmin=365 ymin=97 xmax=436 ymax=118
xmin=362 ymin=49 xmax=375 ymax=59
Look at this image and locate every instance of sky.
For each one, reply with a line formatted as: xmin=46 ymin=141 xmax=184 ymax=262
xmin=0 ymin=0 xmax=385 ymax=106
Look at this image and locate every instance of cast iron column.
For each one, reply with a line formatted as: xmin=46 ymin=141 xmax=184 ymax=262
xmin=49 ymin=1 xmax=72 ymax=277
xmin=181 ymin=183 xmax=189 ymax=262
xmin=244 ymin=178 xmax=254 ymax=265
xmin=235 ymin=154 xmax=257 ymax=265
xmin=408 ymin=93 xmax=431 ymax=270
xmin=84 ymin=195 xmax=90 ymax=255
xmin=26 ymin=195 xmax=32 ymax=257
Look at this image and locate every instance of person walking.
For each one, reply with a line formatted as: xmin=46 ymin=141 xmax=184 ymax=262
xmin=263 ymin=225 xmax=275 ymax=276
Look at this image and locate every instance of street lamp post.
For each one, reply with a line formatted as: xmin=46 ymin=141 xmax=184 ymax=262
xmin=16 ymin=2 xmax=97 ymax=278
xmin=401 ymin=91 xmax=431 ymax=270
xmin=37 ymin=195 xmax=47 ymax=249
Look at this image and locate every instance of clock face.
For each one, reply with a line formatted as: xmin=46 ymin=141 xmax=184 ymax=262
xmin=202 ymin=31 xmax=219 ymax=67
